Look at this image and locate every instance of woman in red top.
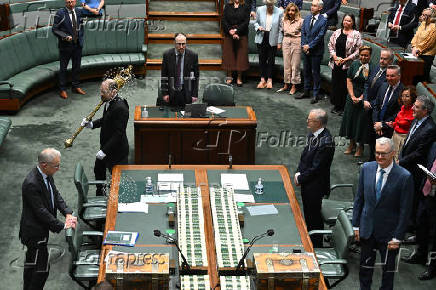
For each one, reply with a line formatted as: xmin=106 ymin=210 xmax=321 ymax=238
xmin=387 ymin=85 xmax=416 ymax=161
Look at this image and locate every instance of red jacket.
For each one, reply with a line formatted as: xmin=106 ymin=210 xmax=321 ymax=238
xmin=393 ymin=105 xmax=414 ymax=134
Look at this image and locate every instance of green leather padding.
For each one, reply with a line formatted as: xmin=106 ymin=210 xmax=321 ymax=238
xmin=73 ymin=265 xmax=100 ymax=280
xmin=0 ymin=117 xmax=11 ymax=146
xmin=315 ymin=248 xmax=346 ymax=277
xmin=118 ymin=170 xmax=196 ymax=203
xmin=332 ymin=210 xmax=353 ymax=259
xmin=146 ymin=106 xmax=175 ymax=118
xmin=321 ymin=199 xmax=353 ymax=226
xmin=82 ymin=206 xmax=106 ymax=220
xmin=207 ymin=169 xmax=289 ymax=203
xmin=202 ymin=84 xmax=235 ymax=106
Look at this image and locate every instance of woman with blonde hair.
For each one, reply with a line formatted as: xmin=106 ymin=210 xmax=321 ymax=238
xmin=276 ymin=2 xmax=303 ymax=94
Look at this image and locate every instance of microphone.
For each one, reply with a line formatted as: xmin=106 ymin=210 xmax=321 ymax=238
xmin=228 ymin=154 xmax=232 ymax=169
xmin=235 ymin=229 xmax=274 ymax=272
xmin=153 ymin=229 xmax=191 ymax=272
xmin=168 ymin=153 xmax=172 ymax=169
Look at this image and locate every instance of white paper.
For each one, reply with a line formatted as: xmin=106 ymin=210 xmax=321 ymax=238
xmin=140 ymin=193 xmax=177 ymax=203
xmin=246 ymin=205 xmax=278 ymax=216
xmin=118 ymin=202 xmax=149 ymax=214
xmin=123 ymin=234 xmax=130 ymax=241
xmin=221 ymin=173 xmax=249 ymax=190
xmin=234 ymin=193 xmax=255 ymax=203
xmin=418 ymin=164 xmax=436 ymax=179
xmin=207 ymin=106 xmax=226 ymax=115
xmin=158 ymin=173 xmax=184 ymax=182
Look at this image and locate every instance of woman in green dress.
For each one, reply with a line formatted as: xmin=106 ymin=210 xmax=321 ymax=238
xmin=339 ymin=46 xmax=374 ymax=157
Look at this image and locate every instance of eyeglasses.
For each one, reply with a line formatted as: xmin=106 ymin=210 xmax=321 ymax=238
xmin=47 ymin=162 xmax=60 ymax=169
xmin=175 ymin=43 xmax=186 ymax=46
xmin=374 ymin=151 xmax=393 ymax=157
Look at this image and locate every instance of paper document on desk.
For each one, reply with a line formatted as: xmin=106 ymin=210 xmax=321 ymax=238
xmin=140 ymin=193 xmax=177 ymax=203
xmin=158 ymin=173 xmax=184 ymax=182
xmin=247 ymin=205 xmax=278 ymax=216
xmin=118 ymin=202 xmax=149 ymax=214
xmin=221 ymin=173 xmax=250 ymax=190
xmin=234 ymin=193 xmax=255 ymax=203
xmin=401 ymin=53 xmax=418 ymax=60
xmin=207 ymin=106 xmax=226 ymax=115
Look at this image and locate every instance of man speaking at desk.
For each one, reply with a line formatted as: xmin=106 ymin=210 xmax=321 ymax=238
xmin=81 ymin=79 xmax=129 ymax=196
xmin=160 ymin=33 xmax=199 ymax=108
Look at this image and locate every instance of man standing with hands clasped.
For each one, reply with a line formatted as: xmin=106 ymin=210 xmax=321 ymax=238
xmin=353 ymin=137 xmax=414 ymax=290
xmin=19 ymin=148 xmax=77 ymax=290
xmin=81 ymin=79 xmax=129 ymax=196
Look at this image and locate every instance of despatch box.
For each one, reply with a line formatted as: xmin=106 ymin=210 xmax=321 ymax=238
xmin=254 ymin=253 xmax=320 ymax=290
xmin=105 ymin=252 xmax=170 ymax=290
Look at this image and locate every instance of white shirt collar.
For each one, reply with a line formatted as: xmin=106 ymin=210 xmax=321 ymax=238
xmin=313 ymin=127 xmax=324 ymax=138
xmin=312 ymin=14 xmax=319 ymax=20
xmin=37 ymin=165 xmax=48 ymax=180
xmin=415 ymin=116 xmax=428 ymax=126
xmin=378 ymin=161 xmax=394 ymax=175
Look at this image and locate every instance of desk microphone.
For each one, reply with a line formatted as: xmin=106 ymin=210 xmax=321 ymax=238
xmin=235 ymin=229 xmax=274 ymax=272
xmin=228 ymin=155 xmax=232 ymax=169
xmin=153 ymin=229 xmax=191 ymax=272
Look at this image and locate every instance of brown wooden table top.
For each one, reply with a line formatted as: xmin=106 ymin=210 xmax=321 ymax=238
xmin=97 ymin=164 xmax=326 ymax=290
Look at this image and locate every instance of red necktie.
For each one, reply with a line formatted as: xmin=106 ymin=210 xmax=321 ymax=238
xmin=393 ymin=5 xmax=404 ymax=26
xmin=423 ymin=159 xmax=436 ymax=196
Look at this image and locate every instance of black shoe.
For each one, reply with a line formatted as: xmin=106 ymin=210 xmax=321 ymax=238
xmin=418 ymin=269 xmax=436 ymax=280
xmin=331 ymin=108 xmax=338 ymax=114
xmin=310 ymin=97 xmax=319 ymax=104
xmin=402 ymin=252 xmax=427 ymax=265
xmin=338 ymin=110 xmax=343 ymax=116
xmin=295 ymin=91 xmax=310 ymax=99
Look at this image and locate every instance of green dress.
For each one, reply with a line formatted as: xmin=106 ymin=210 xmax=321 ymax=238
xmin=339 ymin=61 xmax=373 ymax=144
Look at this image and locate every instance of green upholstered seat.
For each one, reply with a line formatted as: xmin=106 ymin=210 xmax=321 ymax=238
xmin=65 ymin=217 xmax=102 ymax=288
xmin=309 ymin=210 xmax=354 ymax=288
xmin=202 ymin=83 xmax=235 ymax=106
xmin=73 ymin=162 xmax=108 ymax=206
xmin=0 ymin=117 xmax=11 ymax=146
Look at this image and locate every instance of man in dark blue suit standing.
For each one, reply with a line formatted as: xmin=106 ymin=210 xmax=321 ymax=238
xmin=52 ymin=0 xmax=86 ymax=99
xmin=296 ymin=0 xmax=327 ymax=104
xmin=387 ymin=0 xmax=418 ymax=48
xmin=295 ymin=108 xmax=335 ymax=247
xmin=321 ymin=0 xmax=341 ymax=27
xmin=353 ymin=137 xmax=414 ymax=290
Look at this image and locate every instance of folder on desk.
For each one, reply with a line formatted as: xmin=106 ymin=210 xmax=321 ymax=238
xmin=104 ymin=231 xmax=139 ymax=247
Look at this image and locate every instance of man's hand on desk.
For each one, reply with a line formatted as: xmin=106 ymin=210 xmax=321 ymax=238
xmin=163 ymin=95 xmax=169 ymax=103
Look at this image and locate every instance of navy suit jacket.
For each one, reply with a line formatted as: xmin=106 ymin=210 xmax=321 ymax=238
xmin=19 ymin=167 xmax=73 ymax=243
xmin=352 ymin=162 xmax=414 ymax=242
xmin=421 ymin=141 xmax=436 ymax=190
xmin=321 ymin=0 xmax=341 ymax=23
xmin=297 ymin=128 xmax=335 ymax=197
xmin=363 ymin=66 xmax=387 ymax=106
xmin=399 ymin=116 xmax=436 ymax=185
xmin=52 ymin=7 xmax=84 ymax=48
xmin=301 ymin=14 xmax=328 ymax=56
xmin=387 ymin=1 xmax=418 ymax=48
xmin=372 ymin=82 xmax=403 ymax=135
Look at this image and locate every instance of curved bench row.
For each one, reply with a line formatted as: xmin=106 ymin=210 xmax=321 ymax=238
xmin=0 ymin=18 xmax=146 ymax=112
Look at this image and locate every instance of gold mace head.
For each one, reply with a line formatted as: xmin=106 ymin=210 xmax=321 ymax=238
xmin=113 ymin=65 xmax=133 ymax=90
xmin=64 ymin=138 xmax=73 ymax=148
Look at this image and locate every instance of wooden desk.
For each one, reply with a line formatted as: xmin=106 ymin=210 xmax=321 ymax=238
xmin=134 ymin=106 xmax=257 ymax=165
xmin=98 ymin=165 xmax=327 ymax=289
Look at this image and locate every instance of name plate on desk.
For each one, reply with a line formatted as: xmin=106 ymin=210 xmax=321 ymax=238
xmin=254 ymin=253 xmax=320 ymax=290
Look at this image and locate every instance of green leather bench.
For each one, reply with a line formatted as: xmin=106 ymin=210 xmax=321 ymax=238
xmin=0 ymin=116 xmax=11 ymax=146
xmin=0 ymin=18 xmax=146 ymax=112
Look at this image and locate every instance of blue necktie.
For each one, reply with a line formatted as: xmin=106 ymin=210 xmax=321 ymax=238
xmin=376 ymin=169 xmax=385 ymax=202
xmin=380 ymin=86 xmax=392 ymax=120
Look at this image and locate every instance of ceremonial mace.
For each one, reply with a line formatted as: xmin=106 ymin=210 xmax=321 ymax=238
xmin=64 ymin=65 xmax=133 ymax=148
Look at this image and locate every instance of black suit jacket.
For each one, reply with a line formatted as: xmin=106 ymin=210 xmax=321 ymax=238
xmin=52 ymin=7 xmax=84 ymax=48
xmin=364 ymin=66 xmax=387 ymax=106
xmin=372 ymin=82 xmax=403 ymax=137
xmin=321 ymin=0 xmax=342 ymax=26
xmin=93 ymin=95 xmax=129 ymax=166
xmin=399 ymin=116 xmax=436 ymax=187
xmin=160 ymin=48 xmax=199 ymax=107
xmin=388 ymin=1 xmax=418 ymax=48
xmin=297 ymin=128 xmax=335 ymax=197
xmin=19 ymin=167 xmax=72 ymax=243
xmin=421 ymin=141 xmax=436 ymax=190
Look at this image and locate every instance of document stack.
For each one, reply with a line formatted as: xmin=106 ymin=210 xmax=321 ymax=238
xmin=177 ymin=186 xmax=208 ymax=268
xmin=210 ymin=186 xmax=245 ymax=268
xmin=180 ymin=275 xmax=210 ymax=289
xmin=220 ymin=276 xmax=250 ymax=290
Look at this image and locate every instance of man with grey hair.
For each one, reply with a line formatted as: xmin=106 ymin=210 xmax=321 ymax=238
xmin=19 ymin=148 xmax=77 ymax=289
xmin=295 ymin=108 xmax=335 ymax=247
xmin=353 ymin=137 xmax=414 ymax=290
xmin=398 ymin=95 xmax=436 ymax=240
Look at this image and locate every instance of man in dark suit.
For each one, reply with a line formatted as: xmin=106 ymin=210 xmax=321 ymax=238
xmin=388 ymin=0 xmax=418 ymax=48
xmin=160 ymin=33 xmax=199 ymax=108
xmin=399 ymin=95 xmax=436 ymax=228
xmin=82 ymin=79 xmax=129 ymax=196
xmin=372 ymin=65 xmax=403 ymax=139
xmin=296 ymin=0 xmax=328 ymax=104
xmin=363 ymin=48 xmax=394 ymax=160
xmin=403 ymin=142 xmax=436 ymax=280
xmin=52 ymin=0 xmax=86 ymax=99
xmin=295 ymin=108 xmax=335 ymax=247
xmin=321 ymin=0 xmax=341 ymax=27
xmin=19 ymin=148 xmax=76 ymax=290
xmin=353 ymin=137 xmax=414 ymax=290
